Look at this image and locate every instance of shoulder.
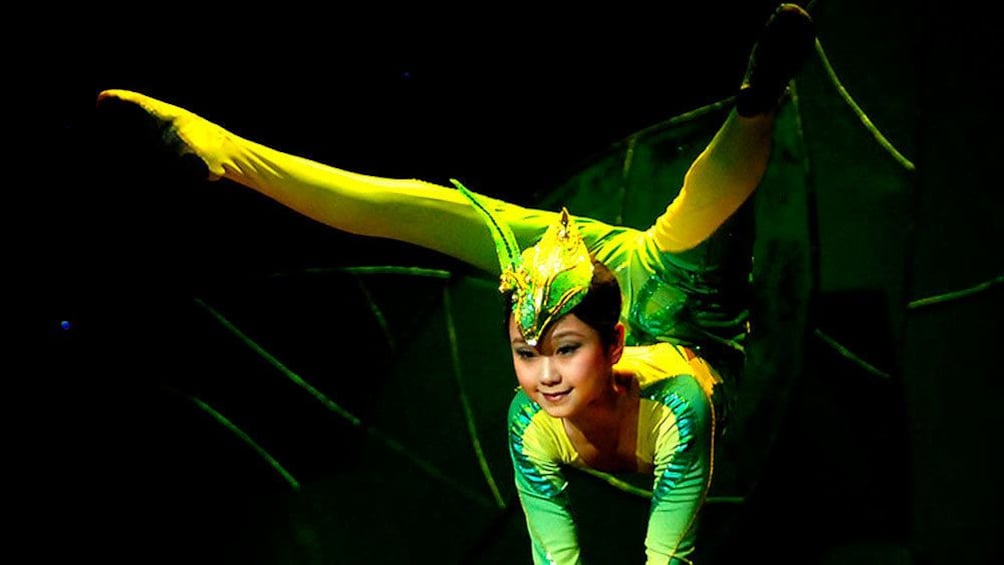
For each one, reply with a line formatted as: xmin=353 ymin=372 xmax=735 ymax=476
xmin=617 ymin=343 xmax=694 ymax=385
xmin=507 ymin=390 xmax=575 ymax=463
xmin=629 ymin=346 xmax=716 ymax=435
xmin=618 ymin=343 xmax=722 ymax=400
xmin=507 ymin=388 xmax=540 ymax=427
xmin=508 ymin=389 xmax=559 ymax=440
xmin=508 ymin=389 xmax=553 ymax=443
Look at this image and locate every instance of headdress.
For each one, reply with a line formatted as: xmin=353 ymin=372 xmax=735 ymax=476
xmin=452 ymin=179 xmax=594 ymax=346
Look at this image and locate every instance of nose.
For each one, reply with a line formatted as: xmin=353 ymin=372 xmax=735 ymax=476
xmin=539 ymin=357 xmax=561 ymax=386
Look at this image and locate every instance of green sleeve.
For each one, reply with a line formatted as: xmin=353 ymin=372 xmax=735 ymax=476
xmin=641 ymin=375 xmax=715 ymax=565
xmin=508 ymin=391 xmax=583 ymax=565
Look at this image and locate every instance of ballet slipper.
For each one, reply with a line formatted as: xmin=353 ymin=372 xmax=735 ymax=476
xmin=736 ymin=3 xmax=816 ymax=117
xmin=96 ymin=89 xmax=233 ymax=180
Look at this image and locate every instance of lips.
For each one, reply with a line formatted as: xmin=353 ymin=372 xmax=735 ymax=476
xmin=540 ymin=390 xmax=571 ymax=403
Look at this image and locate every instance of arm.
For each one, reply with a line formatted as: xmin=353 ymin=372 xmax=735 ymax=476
xmin=516 ymin=480 xmax=581 ymax=565
xmin=508 ymin=391 xmax=583 ymax=565
xmin=640 ymin=375 xmax=716 ymax=565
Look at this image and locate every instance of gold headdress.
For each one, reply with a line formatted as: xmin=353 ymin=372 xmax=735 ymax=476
xmin=452 ymin=179 xmax=594 ymax=346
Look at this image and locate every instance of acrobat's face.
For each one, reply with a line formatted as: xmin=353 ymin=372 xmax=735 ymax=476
xmin=509 ymin=313 xmax=623 ymax=420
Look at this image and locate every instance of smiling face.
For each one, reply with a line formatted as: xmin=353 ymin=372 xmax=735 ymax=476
xmin=509 ymin=313 xmax=624 ymax=420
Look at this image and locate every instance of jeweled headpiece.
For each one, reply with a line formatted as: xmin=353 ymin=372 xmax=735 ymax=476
xmin=452 ymin=179 xmax=594 ymax=346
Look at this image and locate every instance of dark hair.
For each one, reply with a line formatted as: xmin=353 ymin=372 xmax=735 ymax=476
xmin=503 ymin=258 xmax=623 ymax=348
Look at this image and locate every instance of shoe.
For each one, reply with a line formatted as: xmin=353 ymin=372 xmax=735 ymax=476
xmin=736 ymin=3 xmax=816 ymax=116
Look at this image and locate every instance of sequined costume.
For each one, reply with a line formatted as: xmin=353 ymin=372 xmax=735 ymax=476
xmin=511 ymin=343 xmax=720 ymax=565
xmin=467 ymin=182 xmax=755 ymax=376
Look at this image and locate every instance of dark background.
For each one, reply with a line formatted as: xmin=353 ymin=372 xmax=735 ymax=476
xmin=16 ymin=1 xmax=1002 ymax=563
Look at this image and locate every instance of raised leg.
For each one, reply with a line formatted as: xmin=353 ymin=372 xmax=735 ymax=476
xmin=649 ymin=3 xmax=815 ymax=253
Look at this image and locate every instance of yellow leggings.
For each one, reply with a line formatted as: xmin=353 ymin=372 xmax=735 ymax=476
xmin=99 ymin=90 xmax=774 ymax=354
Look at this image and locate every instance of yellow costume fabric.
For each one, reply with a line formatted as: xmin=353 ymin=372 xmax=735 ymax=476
xmin=96 ymin=90 xmax=769 ymax=373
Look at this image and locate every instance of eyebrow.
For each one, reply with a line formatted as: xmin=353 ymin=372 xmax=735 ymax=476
xmin=510 ymin=329 xmax=585 ymax=346
xmin=551 ymin=330 xmax=585 ymax=340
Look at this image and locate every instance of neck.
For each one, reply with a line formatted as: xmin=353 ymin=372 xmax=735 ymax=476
xmin=565 ymin=383 xmax=632 ymax=440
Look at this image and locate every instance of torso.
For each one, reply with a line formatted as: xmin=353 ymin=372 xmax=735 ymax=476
xmin=562 ymin=377 xmax=641 ymax=473
xmin=508 ymin=343 xmax=719 ymax=478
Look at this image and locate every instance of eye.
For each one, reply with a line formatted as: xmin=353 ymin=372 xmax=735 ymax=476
xmin=556 ymin=344 xmax=581 ymax=356
xmin=514 ymin=348 xmax=536 ymax=359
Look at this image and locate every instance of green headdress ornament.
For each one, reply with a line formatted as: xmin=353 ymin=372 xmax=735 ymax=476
xmin=452 ymin=179 xmax=594 ymax=346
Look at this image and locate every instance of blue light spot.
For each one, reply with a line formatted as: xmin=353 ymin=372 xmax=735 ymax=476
xmin=60 ymin=320 xmax=72 ymax=331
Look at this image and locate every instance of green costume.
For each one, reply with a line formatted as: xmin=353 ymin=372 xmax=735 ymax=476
xmin=510 ymin=343 xmax=719 ymax=565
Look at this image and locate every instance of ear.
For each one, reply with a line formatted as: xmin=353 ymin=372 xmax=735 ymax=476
xmin=608 ymin=322 xmax=626 ymax=364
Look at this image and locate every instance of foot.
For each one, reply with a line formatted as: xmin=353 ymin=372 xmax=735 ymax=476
xmin=736 ymin=3 xmax=816 ymax=117
xmin=96 ymin=89 xmax=230 ymax=180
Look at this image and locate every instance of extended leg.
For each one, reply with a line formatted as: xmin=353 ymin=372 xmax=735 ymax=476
xmin=649 ymin=110 xmax=777 ymax=253
xmin=96 ymin=89 xmax=558 ymax=275
xmin=648 ymin=3 xmax=815 ymax=253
